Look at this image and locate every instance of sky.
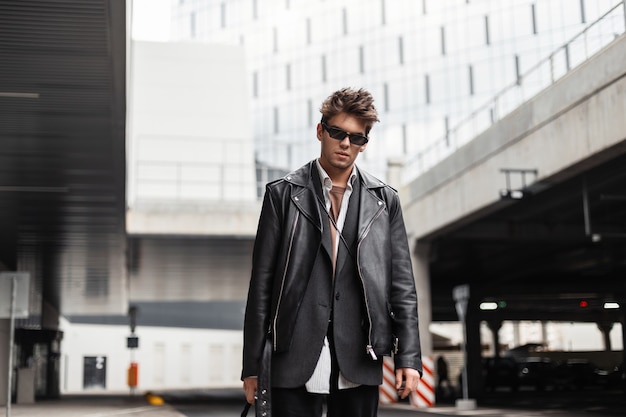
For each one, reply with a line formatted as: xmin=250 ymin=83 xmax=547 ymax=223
xmin=131 ymin=0 xmax=171 ymax=41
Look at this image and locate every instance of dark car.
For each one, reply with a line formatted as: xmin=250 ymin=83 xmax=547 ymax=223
xmin=483 ymin=357 xmax=519 ymax=392
xmin=517 ymin=357 xmax=557 ymax=391
xmin=553 ymin=359 xmax=602 ymax=390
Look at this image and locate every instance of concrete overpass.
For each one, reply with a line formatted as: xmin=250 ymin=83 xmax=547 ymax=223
xmin=399 ymin=33 xmax=626 ymax=397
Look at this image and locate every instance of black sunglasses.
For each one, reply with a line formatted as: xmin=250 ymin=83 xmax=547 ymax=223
xmin=321 ymin=122 xmax=369 ymax=146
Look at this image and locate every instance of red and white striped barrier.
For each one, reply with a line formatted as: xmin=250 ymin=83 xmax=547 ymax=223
xmin=379 ymin=356 xmax=398 ymax=404
xmin=410 ymin=356 xmax=435 ymax=407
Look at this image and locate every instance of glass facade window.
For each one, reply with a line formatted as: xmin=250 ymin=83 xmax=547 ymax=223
xmin=169 ymin=0 xmax=626 ymax=181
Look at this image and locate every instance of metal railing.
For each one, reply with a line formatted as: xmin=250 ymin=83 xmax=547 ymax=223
xmin=403 ymin=1 xmax=626 ymax=184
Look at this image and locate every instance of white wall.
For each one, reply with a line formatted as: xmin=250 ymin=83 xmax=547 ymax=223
xmin=127 ymin=40 xmax=256 ymax=207
xmin=60 ymin=318 xmax=243 ymax=393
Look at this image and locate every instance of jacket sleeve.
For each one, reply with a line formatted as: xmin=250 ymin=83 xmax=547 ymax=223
xmin=241 ymin=185 xmax=282 ymax=379
xmin=387 ymin=191 xmax=423 ymax=375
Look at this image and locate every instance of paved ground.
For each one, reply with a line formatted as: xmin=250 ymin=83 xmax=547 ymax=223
xmin=8 ymin=387 xmax=626 ymax=417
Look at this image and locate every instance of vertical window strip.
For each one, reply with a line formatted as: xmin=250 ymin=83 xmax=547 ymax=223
xmin=381 ymin=0 xmax=386 ymax=25
xmin=221 ymin=2 xmax=226 ymax=28
xmin=307 ymin=99 xmax=313 ymax=126
xmin=322 ymin=55 xmax=327 ymax=82
xmin=531 ymin=4 xmax=537 ymax=35
xmin=343 ymin=8 xmax=348 ymax=35
xmin=579 ymin=0 xmax=586 ymax=23
xmin=484 ymin=15 xmax=490 ymax=45
xmin=252 ymin=72 xmax=258 ymax=98
xmin=359 ymin=45 xmax=365 ymax=74
xmin=425 ymin=74 xmax=431 ymax=104
xmin=402 ymin=124 xmax=407 ymax=154
xmin=253 ymin=0 xmax=257 ymax=20
xmin=286 ymin=63 xmax=291 ymax=91
xmin=274 ymin=107 xmax=279 ymax=134
xmin=422 ymin=0 xmax=427 ymax=15
xmin=398 ymin=36 xmax=404 ymax=65
xmin=440 ymin=26 xmax=446 ymax=55
xmin=273 ymin=27 xmax=278 ymax=52
xmin=190 ymin=11 xmax=196 ymax=37
xmin=468 ymin=65 xmax=474 ymax=95
xmin=306 ymin=18 xmax=311 ymax=44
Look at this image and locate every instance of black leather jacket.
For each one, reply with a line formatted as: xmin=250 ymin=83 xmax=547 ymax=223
xmin=242 ymin=161 xmax=422 ymax=379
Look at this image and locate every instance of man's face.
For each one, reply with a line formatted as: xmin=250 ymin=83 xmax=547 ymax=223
xmin=317 ymin=112 xmax=368 ymax=177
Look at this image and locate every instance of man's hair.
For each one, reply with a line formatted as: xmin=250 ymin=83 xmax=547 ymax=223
xmin=320 ymin=87 xmax=379 ymax=134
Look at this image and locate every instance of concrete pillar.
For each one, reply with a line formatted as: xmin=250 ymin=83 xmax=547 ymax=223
xmin=512 ymin=321 xmax=521 ymax=347
xmin=386 ymin=157 xmax=404 ymax=191
xmin=596 ymin=321 xmax=613 ymax=352
xmin=0 ymin=319 xmax=9 ymax=406
xmin=487 ymin=320 xmax=502 ymax=357
xmin=411 ymin=242 xmax=433 ymax=357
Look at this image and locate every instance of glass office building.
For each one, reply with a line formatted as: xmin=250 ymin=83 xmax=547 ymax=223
xmin=170 ymin=0 xmax=624 ymax=184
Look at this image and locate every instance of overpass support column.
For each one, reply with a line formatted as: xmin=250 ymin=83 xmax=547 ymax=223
xmin=596 ymin=321 xmax=613 ymax=352
xmin=0 ymin=319 xmax=9 ymax=406
xmin=487 ymin=320 xmax=502 ymax=357
xmin=411 ymin=241 xmax=433 ymax=358
xmin=465 ymin=297 xmax=483 ymax=399
xmin=620 ymin=301 xmax=626 ymax=396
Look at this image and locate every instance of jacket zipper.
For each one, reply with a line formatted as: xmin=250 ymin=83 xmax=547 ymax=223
xmin=356 ymin=201 xmax=385 ymax=360
xmin=272 ymin=211 xmax=300 ymax=350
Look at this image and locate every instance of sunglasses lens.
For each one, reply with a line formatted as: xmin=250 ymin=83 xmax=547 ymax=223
xmin=323 ymin=123 xmax=368 ymax=145
xmin=328 ymin=127 xmax=348 ymax=140
xmin=350 ymin=135 xmax=368 ymax=145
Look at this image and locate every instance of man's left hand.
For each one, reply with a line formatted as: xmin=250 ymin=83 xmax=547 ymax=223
xmin=395 ymin=367 xmax=421 ymax=399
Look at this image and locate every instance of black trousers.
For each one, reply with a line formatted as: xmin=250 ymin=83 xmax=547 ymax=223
xmin=272 ymin=384 xmax=379 ymax=417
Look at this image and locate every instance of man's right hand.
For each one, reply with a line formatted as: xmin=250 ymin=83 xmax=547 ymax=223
xmin=243 ymin=377 xmax=258 ymax=404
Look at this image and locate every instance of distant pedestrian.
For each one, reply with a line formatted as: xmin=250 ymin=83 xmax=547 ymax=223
xmin=436 ymin=355 xmax=451 ymax=396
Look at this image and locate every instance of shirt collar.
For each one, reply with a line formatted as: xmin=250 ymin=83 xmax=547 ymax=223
xmin=315 ymin=159 xmax=357 ymax=191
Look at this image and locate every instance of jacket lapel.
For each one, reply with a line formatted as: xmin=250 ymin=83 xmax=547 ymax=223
xmin=357 ymin=170 xmax=386 ymax=242
xmin=288 ymin=162 xmax=332 ymax=260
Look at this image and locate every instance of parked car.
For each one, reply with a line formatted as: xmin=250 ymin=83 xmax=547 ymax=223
xmin=516 ymin=357 xmax=557 ymax=391
xmin=483 ymin=357 xmax=519 ymax=392
xmin=553 ymin=359 xmax=602 ymax=390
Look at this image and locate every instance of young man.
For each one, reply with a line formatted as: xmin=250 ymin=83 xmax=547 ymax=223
xmin=242 ymin=87 xmax=422 ymax=417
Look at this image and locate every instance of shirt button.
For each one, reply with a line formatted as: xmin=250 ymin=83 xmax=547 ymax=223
xmin=335 ymin=292 xmax=340 ymax=300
